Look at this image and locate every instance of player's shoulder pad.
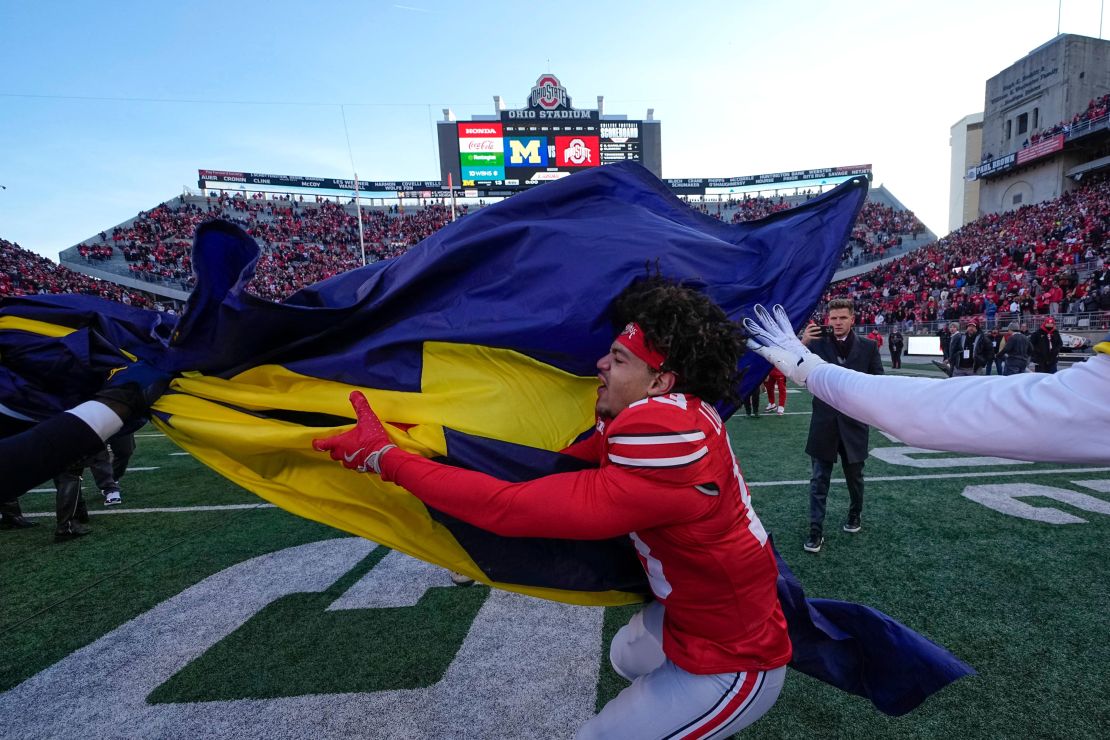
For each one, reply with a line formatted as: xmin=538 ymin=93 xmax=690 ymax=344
xmin=606 ymin=394 xmax=714 ymax=470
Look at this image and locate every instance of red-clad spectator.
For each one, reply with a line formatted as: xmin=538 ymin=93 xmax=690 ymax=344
xmin=1 ymin=238 xmax=153 ymax=307
xmin=815 ymin=177 xmax=1110 ymax=329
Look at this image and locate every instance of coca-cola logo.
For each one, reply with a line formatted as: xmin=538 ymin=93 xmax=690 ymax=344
xmin=460 ymin=139 xmax=499 ymax=152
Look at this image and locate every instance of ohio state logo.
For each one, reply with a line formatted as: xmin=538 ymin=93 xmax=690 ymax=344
xmin=529 ymin=74 xmax=570 ymax=110
xmin=563 ymin=138 xmax=593 ymax=165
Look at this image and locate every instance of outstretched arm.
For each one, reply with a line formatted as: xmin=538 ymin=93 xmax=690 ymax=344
xmin=0 ymin=405 xmax=120 ymax=501
xmin=0 ymin=361 xmax=170 ymax=502
xmin=745 ymin=304 xmax=1110 ymax=464
xmin=314 ymin=392 xmax=696 ymax=539
xmin=803 ymin=354 xmax=1109 ymax=463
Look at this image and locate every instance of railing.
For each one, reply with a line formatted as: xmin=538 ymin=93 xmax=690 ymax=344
xmin=849 ymin=310 xmax=1110 ymax=338
xmin=1063 ymin=111 xmax=1109 ymax=142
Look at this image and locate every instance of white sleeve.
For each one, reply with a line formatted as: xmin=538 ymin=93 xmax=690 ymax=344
xmin=64 ymin=401 xmax=125 ymax=442
xmin=805 ymin=355 xmax=1110 ymax=464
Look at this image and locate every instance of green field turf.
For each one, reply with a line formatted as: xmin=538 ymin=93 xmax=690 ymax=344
xmin=2 ymin=373 xmax=1108 ymax=738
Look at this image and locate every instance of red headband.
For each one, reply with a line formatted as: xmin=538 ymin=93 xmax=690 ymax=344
xmin=616 ymin=322 xmax=667 ymax=371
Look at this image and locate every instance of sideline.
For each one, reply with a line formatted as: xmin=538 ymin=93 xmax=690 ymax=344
xmin=23 ymin=503 xmax=277 ymax=518
xmin=17 ymin=469 xmax=1110 ymax=516
xmin=746 ymin=467 xmax=1110 ymax=487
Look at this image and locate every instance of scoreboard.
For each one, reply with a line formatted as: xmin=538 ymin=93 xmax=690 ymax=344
xmin=442 ymin=73 xmax=658 ymax=192
xmin=457 ymin=114 xmax=645 ymax=189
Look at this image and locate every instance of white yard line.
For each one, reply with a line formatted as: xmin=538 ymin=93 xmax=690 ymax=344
xmin=24 ymin=467 xmax=160 ymax=494
xmin=24 ymin=504 xmax=277 ymax=518
xmin=746 ymin=467 xmax=1110 ymax=487
xmin=20 ymin=468 xmax=1110 ymax=517
xmin=738 ymin=411 xmax=811 ymax=417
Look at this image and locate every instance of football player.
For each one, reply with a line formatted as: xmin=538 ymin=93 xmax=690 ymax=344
xmin=315 ymin=277 xmax=791 ymax=738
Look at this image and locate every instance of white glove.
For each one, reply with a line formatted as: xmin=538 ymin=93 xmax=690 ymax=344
xmin=743 ymin=304 xmax=826 ymax=386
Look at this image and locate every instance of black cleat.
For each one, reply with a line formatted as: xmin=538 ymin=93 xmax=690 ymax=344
xmin=843 ymin=516 xmax=862 ymax=534
xmin=803 ymin=531 xmax=824 ymax=553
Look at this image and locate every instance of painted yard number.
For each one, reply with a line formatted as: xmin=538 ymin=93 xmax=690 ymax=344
xmin=961 ymin=480 xmax=1110 ymax=524
xmin=872 ymin=432 xmax=1110 ymax=524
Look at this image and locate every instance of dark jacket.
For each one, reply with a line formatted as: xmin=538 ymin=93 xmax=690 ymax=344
xmin=987 ymin=333 xmax=1003 ymax=358
xmin=997 ymin=331 xmax=1032 ymax=374
xmin=948 ymin=331 xmax=992 ymax=371
xmin=938 ymin=328 xmax=952 ymax=357
xmin=888 ymin=332 xmax=904 ymax=354
xmin=1029 ymin=327 xmax=1063 ymax=367
xmin=806 ymin=332 xmax=884 ymax=463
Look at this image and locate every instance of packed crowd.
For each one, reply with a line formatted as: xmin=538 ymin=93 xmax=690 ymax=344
xmin=0 ymin=238 xmax=155 ymax=307
xmin=47 ymin=188 xmax=930 ymax=307
xmin=688 ymin=195 xmax=925 ymax=269
xmin=821 ymin=177 xmax=1110 ymax=329
xmin=727 ymin=196 xmax=796 ymax=222
xmin=72 ymin=194 xmax=467 ymax=301
xmin=100 ymin=189 xmax=928 ymax=301
xmin=1028 ymin=93 xmax=1110 ymax=146
xmin=841 ymin=202 xmax=927 ymax=266
xmin=683 ymin=194 xmax=796 ymax=222
xmin=17 ymin=173 xmax=1106 ymax=334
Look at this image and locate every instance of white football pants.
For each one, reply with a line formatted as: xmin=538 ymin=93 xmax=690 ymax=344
xmin=577 ymin=602 xmax=786 ymax=739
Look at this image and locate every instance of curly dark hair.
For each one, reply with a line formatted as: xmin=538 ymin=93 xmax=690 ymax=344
xmin=611 ymin=275 xmax=745 ymax=405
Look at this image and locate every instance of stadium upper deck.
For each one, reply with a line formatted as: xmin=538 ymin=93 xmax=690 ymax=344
xmin=45 ymin=184 xmax=931 ymax=304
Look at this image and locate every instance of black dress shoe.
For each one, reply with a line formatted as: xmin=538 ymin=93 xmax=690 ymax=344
xmin=54 ymin=522 xmax=91 ymax=540
xmin=1 ymin=515 xmax=39 ymax=530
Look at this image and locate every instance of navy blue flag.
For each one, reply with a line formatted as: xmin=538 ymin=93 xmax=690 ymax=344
xmin=0 ymin=162 xmax=972 ymax=714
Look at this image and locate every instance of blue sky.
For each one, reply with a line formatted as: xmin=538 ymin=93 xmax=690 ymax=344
xmin=1 ymin=0 xmax=1106 ymax=259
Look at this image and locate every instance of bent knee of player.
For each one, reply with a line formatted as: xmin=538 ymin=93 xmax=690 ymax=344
xmin=575 ymin=716 xmax=606 ymax=740
xmin=609 ymin=605 xmax=666 ymax=681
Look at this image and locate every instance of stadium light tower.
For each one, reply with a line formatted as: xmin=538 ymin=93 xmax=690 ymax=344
xmin=353 ymin=171 xmax=366 ymax=266
xmin=340 ymin=104 xmax=368 ymax=266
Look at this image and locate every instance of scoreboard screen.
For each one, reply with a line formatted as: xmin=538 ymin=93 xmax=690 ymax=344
xmin=458 ymin=114 xmax=643 ymax=189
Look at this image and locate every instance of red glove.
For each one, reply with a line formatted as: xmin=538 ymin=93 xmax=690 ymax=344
xmin=312 ymin=391 xmax=397 ymax=475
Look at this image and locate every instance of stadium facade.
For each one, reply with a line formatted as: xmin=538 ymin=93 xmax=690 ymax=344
xmin=953 ymin=34 xmax=1110 ymax=225
xmin=948 ymin=112 xmax=983 ymax=232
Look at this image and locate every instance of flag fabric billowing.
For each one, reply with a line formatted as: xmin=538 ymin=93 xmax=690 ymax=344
xmin=773 ymin=546 xmax=974 ymax=716
xmin=0 ymin=162 xmax=972 ymax=713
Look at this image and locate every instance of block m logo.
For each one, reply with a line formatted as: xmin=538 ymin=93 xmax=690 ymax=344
xmin=507 ymin=138 xmax=546 ymax=166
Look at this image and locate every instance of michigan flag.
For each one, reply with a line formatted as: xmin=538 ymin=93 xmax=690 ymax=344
xmin=0 ymin=162 xmax=971 ymax=714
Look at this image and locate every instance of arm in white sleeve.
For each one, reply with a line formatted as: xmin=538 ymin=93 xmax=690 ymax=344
xmin=64 ymin=400 xmax=125 ymax=442
xmin=1 ymin=403 xmax=125 ymax=502
xmin=804 ymin=355 xmax=1110 ymax=464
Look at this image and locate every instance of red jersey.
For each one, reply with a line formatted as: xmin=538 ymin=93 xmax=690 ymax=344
xmin=379 ymin=392 xmax=792 ymax=675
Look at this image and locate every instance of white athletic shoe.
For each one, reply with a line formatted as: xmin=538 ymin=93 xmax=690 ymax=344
xmin=776 ymin=406 xmax=785 ymax=416
xmin=449 ymin=571 xmax=475 ymax=586
xmin=103 ymin=490 xmax=122 ymax=506
xmin=764 ymin=403 xmax=776 ymax=412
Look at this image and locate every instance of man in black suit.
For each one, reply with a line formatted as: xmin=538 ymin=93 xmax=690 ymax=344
xmin=888 ymin=329 xmax=904 ymax=369
xmin=799 ymin=299 xmax=883 ymax=553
